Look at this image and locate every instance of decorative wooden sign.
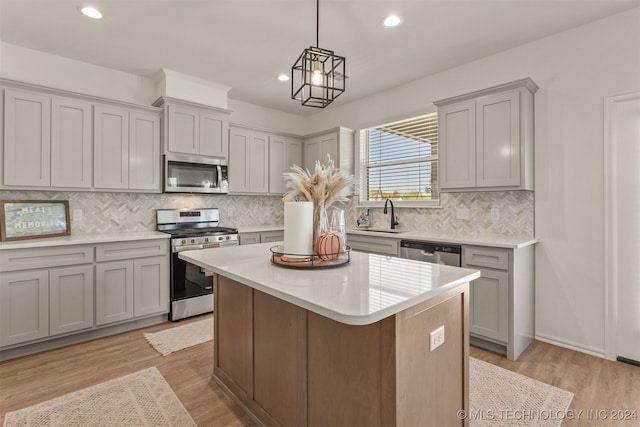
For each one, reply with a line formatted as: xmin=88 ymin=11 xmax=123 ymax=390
xmin=0 ymin=200 xmax=71 ymax=242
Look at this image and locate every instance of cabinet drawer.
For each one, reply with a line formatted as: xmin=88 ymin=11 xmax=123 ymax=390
xmin=239 ymin=233 xmax=261 ymax=245
xmin=347 ymin=234 xmax=399 ymax=256
xmin=96 ymin=239 xmax=168 ymax=262
xmin=463 ymin=246 xmax=509 ymax=270
xmin=261 ymin=231 xmax=284 ymax=243
xmin=0 ymin=245 xmax=94 ymax=272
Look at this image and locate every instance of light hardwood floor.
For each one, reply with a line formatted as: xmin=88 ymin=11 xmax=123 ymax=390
xmin=1 ymin=314 xmax=638 ymax=426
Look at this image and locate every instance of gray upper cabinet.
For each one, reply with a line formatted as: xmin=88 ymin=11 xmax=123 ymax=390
xmin=51 ymin=97 xmax=93 ymax=188
xmin=1 ymin=80 xmax=162 ymax=192
xmin=303 ymin=127 xmax=354 ymax=184
xmin=435 ymin=78 xmax=537 ymax=192
xmin=3 ymin=89 xmax=52 ymax=187
xmin=129 ymin=111 xmax=161 ymax=191
xmin=94 ymin=104 xmax=162 ymax=192
xmin=269 ymin=134 xmax=302 ymax=195
xmin=228 ymin=126 xmax=269 ymax=194
xmin=94 ymin=105 xmax=129 ymax=190
xmin=154 ymin=97 xmax=230 ymax=159
xmin=303 ymin=127 xmax=354 ymax=174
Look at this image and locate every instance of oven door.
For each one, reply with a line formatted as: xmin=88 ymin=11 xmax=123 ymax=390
xmin=170 ymin=252 xmax=214 ymax=321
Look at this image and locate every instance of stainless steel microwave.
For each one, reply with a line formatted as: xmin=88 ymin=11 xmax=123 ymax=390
xmin=163 ymin=154 xmax=228 ymax=194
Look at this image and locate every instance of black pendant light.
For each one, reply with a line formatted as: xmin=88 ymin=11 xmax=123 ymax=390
xmin=291 ymin=0 xmax=346 ymax=108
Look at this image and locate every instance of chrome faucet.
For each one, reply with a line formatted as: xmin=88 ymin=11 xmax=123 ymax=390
xmin=383 ymin=199 xmax=399 ymax=230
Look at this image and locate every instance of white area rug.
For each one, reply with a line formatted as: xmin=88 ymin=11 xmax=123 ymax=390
xmin=3 ymin=367 xmax=196 ymax=427
xmin=470 ymin=357 xmax=574 ymax=427
xmin=144 ymin=319 xmax=213 ymax=356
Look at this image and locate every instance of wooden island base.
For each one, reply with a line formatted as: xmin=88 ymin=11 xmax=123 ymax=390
xmin=213 ymin=274 xmax=470 ymax=427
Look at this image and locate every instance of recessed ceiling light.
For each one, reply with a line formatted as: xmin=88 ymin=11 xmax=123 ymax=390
xmin=277 ymin=74 xmax=290 ymax=82
xmin=383 ymin=15 xmax=402 ymax=28
xmin=80 ymin=6 xmax=102 ymax=19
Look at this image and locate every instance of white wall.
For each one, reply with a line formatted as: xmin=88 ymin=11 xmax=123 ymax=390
xmin=0 ymin=42 xmax=306 ymax=135
xmin=309 ymin=8 xmax=640 ymax=356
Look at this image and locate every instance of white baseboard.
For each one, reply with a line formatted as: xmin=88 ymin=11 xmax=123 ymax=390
xmin=535 ymin=334 xmax=607 ymax=359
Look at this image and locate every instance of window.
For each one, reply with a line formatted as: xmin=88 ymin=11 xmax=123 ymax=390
xmin=359 ymin=113 xmax=439 ymax=206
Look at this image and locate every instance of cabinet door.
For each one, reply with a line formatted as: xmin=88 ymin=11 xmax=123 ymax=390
xmin=95 ymin=260 xmax=134 ymax=325
xmin=133 ymin=256 xmax=169 ymax=317
xmin=319 ymin=132 xmax=338 ymax=165
xmin=469 ymin=268 xmax=509 ymax=343
xmin=268 ymin=134 xmax=286 ymax=194
xmin=49 ymin=265 xmax=94 ymax=336
xmin=476 ymin=91 xmax=520 ymax=187
xmin=286 ymin=139 xmax=303 ymax=170
xmin=168 ymin=104 xmax=199 ymax=155
xmin=129 ymin=111 xmax=161 ymax=191
xmin=199 ymin=111 xmax=228 ymax=158
xmin=229 ymin=127 xmax=250 ymax=193
xmin=438 ymin=101 xmax=476 ymax=189
xmin=0 ymin=270 xmax=49 ymax=346
xmin=304 ymin=137 xmax=321 ymax=170
xmin=94 ymin=105 xmax=129 ymax=189
xmin=3 ymin=89 xmax=51 ymax=186
xmin=250 ymin=131 xmax=269 ymax=193
xmin=50 ymin=97 xmax=92 ymax=188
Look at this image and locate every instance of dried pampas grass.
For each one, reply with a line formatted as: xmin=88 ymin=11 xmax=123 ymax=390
xmin=283 ymin=155 xmax=353 ymax=241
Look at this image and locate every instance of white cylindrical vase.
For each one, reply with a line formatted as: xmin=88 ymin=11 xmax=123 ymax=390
xmin=284 ymin=201 xmax=314 ymax=257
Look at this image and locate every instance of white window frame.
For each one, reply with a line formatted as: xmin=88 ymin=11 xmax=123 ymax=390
xmin=357 ymin=113 xmax=440 ymax=208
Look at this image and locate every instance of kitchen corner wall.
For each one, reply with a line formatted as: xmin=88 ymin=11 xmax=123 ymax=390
xmin=0 ymin=190 xmax=533 ymax=237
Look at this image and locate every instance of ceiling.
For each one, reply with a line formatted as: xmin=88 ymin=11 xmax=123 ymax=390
xmin=1 ymin=0 xmax=638 ymax=116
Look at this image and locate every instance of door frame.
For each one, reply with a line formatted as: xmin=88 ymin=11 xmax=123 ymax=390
xmin=604 ymin=91 xmax=640 ymax=361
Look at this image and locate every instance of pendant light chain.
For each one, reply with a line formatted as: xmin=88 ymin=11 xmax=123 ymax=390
xmin=316 ymin=0 xmax=319 ymax=48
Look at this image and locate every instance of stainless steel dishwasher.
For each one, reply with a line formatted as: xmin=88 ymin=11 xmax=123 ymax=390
xmin=399 ymin=240 xmax=462 ymax=266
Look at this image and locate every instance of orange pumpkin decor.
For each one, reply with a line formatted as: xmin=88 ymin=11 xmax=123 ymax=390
xmin=314 ymin=230 xmax=344 ymax=261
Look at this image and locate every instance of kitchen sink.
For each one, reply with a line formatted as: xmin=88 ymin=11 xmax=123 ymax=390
xmin=360 ymin=228 xmax=405 ymax=234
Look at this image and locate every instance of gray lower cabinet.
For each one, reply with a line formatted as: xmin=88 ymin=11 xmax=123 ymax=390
xmin=346 ymin=233 xmax=399 ymax=256
xmin=463 ymin=245 xmax=534 ymax=360
xmin=0 ymin=246 xmax=95 ymax=347
xmin=95 ymin=240 xmax=169 ymax=326
xmin=239 ymin=230 xmax=284 ymax=245
xmin=0 ymin=238 xmax=169 ymax=355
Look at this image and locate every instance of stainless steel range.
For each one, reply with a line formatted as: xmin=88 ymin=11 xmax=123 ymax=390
xmin=156 ymin=208 xmax=238 ymax=321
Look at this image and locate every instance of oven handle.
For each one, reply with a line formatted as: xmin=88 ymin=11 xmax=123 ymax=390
xmin=173 ymin=241 xmax=239 ymax=252
xmin=174 ymin=244 xmax=206 ymax=252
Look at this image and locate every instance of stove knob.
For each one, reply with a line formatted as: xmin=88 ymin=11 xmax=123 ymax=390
xmin=218 ymin=236 xmax=223 ymax=241
xmin=181 ymin=239 xmax=186 ymax=245
xmin=204 ymin=237 xmax=209 ymax=243
xmin=190 ymin=239 xmax=195 ymax=244
xmin=226 ymin=236 xmax=230 ymax=240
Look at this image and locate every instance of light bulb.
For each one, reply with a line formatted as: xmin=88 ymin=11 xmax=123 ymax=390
xmin=311 ymin=71 xmax=323 ymax=86
xmin=311 ymin=60 xmax=323 ymax=85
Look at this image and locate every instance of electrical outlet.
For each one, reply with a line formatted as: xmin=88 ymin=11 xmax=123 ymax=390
xmin=491 ymin=207 xmax=500 ymax=222
xmin=456 ymin=207 xmax=469 ymax=220
xmin=430 ymin=325 xmax=445 ymax=351
xmin=227 ymin=207 xmax=234 ymax=217
xmin=73 ymin=209 xmax=83 ymax=221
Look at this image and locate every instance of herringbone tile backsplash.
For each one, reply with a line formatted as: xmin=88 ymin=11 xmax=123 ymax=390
xmin=0 ymin=190 xmax=533 ymax=237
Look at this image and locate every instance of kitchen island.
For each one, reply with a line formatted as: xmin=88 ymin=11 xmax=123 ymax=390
xmin=180 ymin=243 xmax=480 ymax=427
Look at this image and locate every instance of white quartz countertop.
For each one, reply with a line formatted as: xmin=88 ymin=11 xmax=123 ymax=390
xmin=347 ymin=228 xmax=537 ymax=249
xmin=179 ymin=242 xmax=480 ymax=326
xmin=0 ymin=231 xmax=169 ymax=250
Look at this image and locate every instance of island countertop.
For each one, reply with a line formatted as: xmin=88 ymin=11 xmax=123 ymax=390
xmin=179 ymin=242 xmax=480 ymax=326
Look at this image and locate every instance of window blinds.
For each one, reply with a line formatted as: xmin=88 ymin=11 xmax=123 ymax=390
xmin=361 ymin=113 xmax=438 ymax=202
